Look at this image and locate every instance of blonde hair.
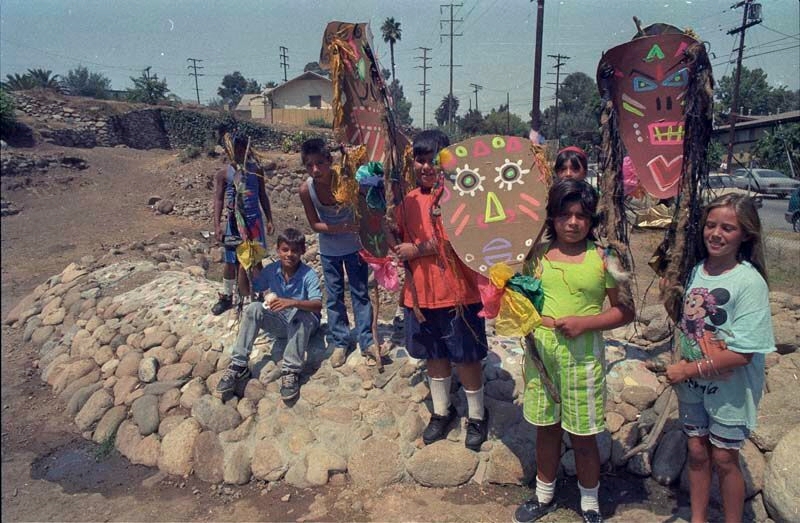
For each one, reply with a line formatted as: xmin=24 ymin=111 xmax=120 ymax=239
xmin=702 ymin=194 xmax=768 ymax=283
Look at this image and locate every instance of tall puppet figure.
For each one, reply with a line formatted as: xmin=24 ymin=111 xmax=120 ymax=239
xmin=596 ymin=19 xmax=714 ymax=321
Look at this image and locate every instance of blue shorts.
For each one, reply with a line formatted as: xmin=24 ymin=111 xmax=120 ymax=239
xmin=404 ymin=303 xmax=488 ymax=364
xmin=679 ymin=400 xmax=749 ymax=450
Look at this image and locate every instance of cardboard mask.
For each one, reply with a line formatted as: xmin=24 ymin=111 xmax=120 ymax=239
xmin=321 ymin=21 xmax=409 ymax=258
xmin=598 ymin=26 xmax=699 ymax=199
xmin=438 ymin=135 xmax=547 ymax=275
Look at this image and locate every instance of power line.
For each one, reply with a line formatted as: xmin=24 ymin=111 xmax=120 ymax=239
xmin=440 ymin=3 xmax=463 ymax=133
xmin=469 ymin=83 xmax=483 ymax=112
xmin=186 ymin=58 xmax=204 ymax=105
xmin=546 ymin=53 xmax=570 ymax=139
xmin=416 ymin=47 xmax=432 ymax=129
xmin=279 ymin=46 xmax=289 ymax=83
xmin=725 ymin=0 xmax=762 ymax=174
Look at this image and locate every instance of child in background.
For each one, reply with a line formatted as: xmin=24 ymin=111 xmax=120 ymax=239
xmin=298 ymin=138 xmax=377 ymax=368
xmin=514 ymin=179 xmax=634 ymax=523
xmin=665 ymin=194 xmax=775 ymax=523
xmin=554 ymin=146 xmax=588 ymax=181
xmin=211 ymin=133 xmax=274 ymax=315
xmin=216 ymin=228 xmax=322 ymax=402
xmin=392 ymin=130 xmax=489 ymax=451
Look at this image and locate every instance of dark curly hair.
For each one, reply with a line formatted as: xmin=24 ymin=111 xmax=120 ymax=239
xmin=544 ymin=179 xmax=599 ymax=240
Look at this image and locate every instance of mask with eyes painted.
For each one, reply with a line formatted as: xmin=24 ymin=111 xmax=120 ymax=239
xmin=438 ymin=135 xmax=548 ymax=276
xmin=598 ymin=25 xmax=700 ymax=199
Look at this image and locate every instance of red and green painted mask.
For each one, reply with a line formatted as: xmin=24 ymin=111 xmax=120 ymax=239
xmin=598 ymin=26 xmax=700 ymax=199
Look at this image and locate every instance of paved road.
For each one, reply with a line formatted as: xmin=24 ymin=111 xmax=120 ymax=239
xmin=759 ymin=196 xmax=794 ymax=233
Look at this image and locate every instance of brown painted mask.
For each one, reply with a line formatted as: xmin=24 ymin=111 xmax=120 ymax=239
xmin=598 ymin=26 xmax=699 ymax=199
xmin=438 ymin=135 xmax=547 ymax=276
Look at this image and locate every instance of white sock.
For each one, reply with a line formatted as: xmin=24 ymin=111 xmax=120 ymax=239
xmin=464 ymin=386 xmax=485 ymax=420
xmin=579 ymin=482 xmax=600 ymax=513
xmin=222 ymin=278 xmax=236 ymax=296
xmin=429 ymin=375 xmax=452 ymax=416
xmin=535 ymin=476 xmax=556 ymax=505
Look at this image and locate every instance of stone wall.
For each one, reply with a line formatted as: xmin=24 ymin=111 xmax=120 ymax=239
xmin=8 ymin=92 xmax=319 ymax=152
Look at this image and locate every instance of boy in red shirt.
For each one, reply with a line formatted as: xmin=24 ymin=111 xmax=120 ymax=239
xmin=392 ymin=130 xmax=489 ymax=451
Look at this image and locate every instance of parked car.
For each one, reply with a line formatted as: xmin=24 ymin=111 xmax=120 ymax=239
xmin=785 ymin=188 xmax=800 ymax=232
xmin=731 ymin=168 xmax=800 ymax=198
xmin=706 ymin=173 xmax=762 ymax=207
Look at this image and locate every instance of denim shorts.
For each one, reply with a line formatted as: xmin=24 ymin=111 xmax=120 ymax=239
xmin=679 ymin=400 xmax=749 ymax=450
xmin=404 ymin=303 xmax=488 ymax=364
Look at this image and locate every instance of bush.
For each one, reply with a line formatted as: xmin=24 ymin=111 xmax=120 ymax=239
xmin=179 ymin=145 xmax=202 ymax=163
xmin=0 ymin=89 xmax=16 ymax=137
xmin=281 ymin=131 xmax=323 ymax=153
xmin=307 ymin=117 xmax=332 ymax=129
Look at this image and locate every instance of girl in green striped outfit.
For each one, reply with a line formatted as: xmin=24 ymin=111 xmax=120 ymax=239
xmin=514 ymin=179 xmax=634 ymax=523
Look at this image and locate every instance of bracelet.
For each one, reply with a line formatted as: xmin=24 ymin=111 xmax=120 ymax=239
xmin=707 ymin=357 xmax=718 ymax=377
xmin=696 ymin=360 xmax=705 ymax=378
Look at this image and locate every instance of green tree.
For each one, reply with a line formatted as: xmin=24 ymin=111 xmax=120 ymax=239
xmin=1 ymin=73 xmax=36 ymax=91
xmin=264 ymin=81 xmax=278 ymax=89
xmin=716 ymin=66 xmax=774 ymax=121
xmin=61 ymin=66 xmax=111 ymax=98
xmin=752 ymin=124 xmax=800 ymax=175
xmin=217 ymin=71 xmax=261 ymax=107
xmin=541 ymin=72 xmax=600 ymax=150
xmin=0 ymin=89 xmax=16 ymax=136
xmin=460 ymin=109 xmax=484 ymax=135
xmin=26 ymin=68 xmax=60 ymax=89
xmin=126 ymin=67 xmax=170 ymax=104
xmin=435 ymin=94 xmax=459 ymax=127
xmin=388 ymin=79 xmax=413 ymax=127
xmin=483 ymin=103 xmax=529 ymax=136
xmin=381 ymin=17 xmax=402 ymax=82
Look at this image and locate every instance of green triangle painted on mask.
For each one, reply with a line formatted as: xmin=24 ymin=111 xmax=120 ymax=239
xmin=645 ymin=44 xmax=665 ymax=62
xmin=484 ymin=192 xmax=507 ymax=223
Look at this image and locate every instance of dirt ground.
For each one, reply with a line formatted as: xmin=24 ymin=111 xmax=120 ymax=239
xmin=1 ymin=142 xmax=694 ymax=522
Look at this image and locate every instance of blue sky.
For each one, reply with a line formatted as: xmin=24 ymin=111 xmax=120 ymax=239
xmin=1 ymin=0 xmax=797 ymax=125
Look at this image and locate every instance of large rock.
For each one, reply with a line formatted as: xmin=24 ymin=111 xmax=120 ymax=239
xmin=192 ymin=431 xmax=224 ymax=483
xmin=764 ymin=424 xmax=800 ymax=523
xmin=752 ymin=389 xmax=800 ymax=452
xmin=222 ymin=441 xmax=251 ymax=485
xmin=251 ymin=439 xmax=287 ymax=482
xmin=131 ymin=394 xmax=160 ymax=436
xmin=406 ymin=441 xmax=479 ymax=487
xmin=651 ymin=429 xmax=687 ymax=485
xmin=486 ymin=439 xmax=535 ymax=485
xmin=74 ymin=389 xmax=113 ymax=431
xmin=348 ymin=436 xmax=404 ymax=488
xmin=158 ymin=417 xmax=202 ymax=476
xmin=191 ymin=394 xmax=242 ymax=433
xmin=305 ymin=446 xmax=347 ymax=486
xmin=92 ymin=405 xmax=127 ymax=444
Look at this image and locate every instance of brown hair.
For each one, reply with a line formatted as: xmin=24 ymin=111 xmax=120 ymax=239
xmin=702 ymin=193 xmax=768 ymax=283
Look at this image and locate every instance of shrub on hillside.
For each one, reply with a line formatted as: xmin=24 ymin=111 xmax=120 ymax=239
xmin=0 ymin=89 xmax=16 ymax=137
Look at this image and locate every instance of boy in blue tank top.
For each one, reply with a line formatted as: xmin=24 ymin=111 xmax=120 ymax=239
xmin=298 ymin=138 xmax=377 ymax=368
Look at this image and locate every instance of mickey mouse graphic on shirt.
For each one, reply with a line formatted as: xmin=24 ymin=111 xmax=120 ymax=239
xmin=679 ymin=286 xmax=731 ymax=362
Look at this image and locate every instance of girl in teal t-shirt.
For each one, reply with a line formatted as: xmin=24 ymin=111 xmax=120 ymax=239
xmin=666 ymin=194 xmax=775 ymax=523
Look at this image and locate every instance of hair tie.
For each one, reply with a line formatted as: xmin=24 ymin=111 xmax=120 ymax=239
xmin=557 ymin=146 xmax=587 ymax=159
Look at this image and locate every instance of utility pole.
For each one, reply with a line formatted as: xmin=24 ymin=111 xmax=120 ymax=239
xmin=186 ymin=58 xmax=204 ymax=105
xmin=725 ymin=0 xmax=762 ymax=173
xmin=416 ymin=47 xmax=432 ymax=129
xmin=546 ymin=53 xmax=570 ymax=139
xmin=531 ymin=0 xmax=545 ymax=133
xmin=469 ymin=83 xmax=483 ymax=112
xmin=279 ymin=46 xmax=289 ymax=83
xmin=440 ymin=3 xmax=462 ymax=134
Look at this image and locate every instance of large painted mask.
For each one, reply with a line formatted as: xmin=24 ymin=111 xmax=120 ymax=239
xmin=321 ymin=21 xmax=409 ymax=258
xmin=598 ymin=25 xmax=700 ymax=199
xmin=438 ymin=135 xmax=548 ymax=275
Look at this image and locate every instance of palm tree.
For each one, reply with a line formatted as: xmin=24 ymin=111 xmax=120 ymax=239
xmin=26 ymin=69 xmax=60 ymax=89
xmin=1 ymin=73 xmax=37 ymax=91
xmin=380 ymin=17 xmax=402 ymax=82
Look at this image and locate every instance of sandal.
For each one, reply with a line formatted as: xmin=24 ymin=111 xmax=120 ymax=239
xmin=363 ymin=351 xmax=378 ymax=367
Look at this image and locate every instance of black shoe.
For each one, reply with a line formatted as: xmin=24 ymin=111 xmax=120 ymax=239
xmin=465 ymin=408 xmax=489 ymax=451
xmin=422 ymin=405 xmax=457 ymax=445
xmin=580 ymin=509 xmax=603 ymax=523
xmin=280 ymin=372 xmax=300 ymax=402
xmin=211 ymin=294 xmax=233 ymax=315
xmin=216 ymin=364 xmax=250 ymax=394
xmin=513 ymin=495 xmax=557 ymax=523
